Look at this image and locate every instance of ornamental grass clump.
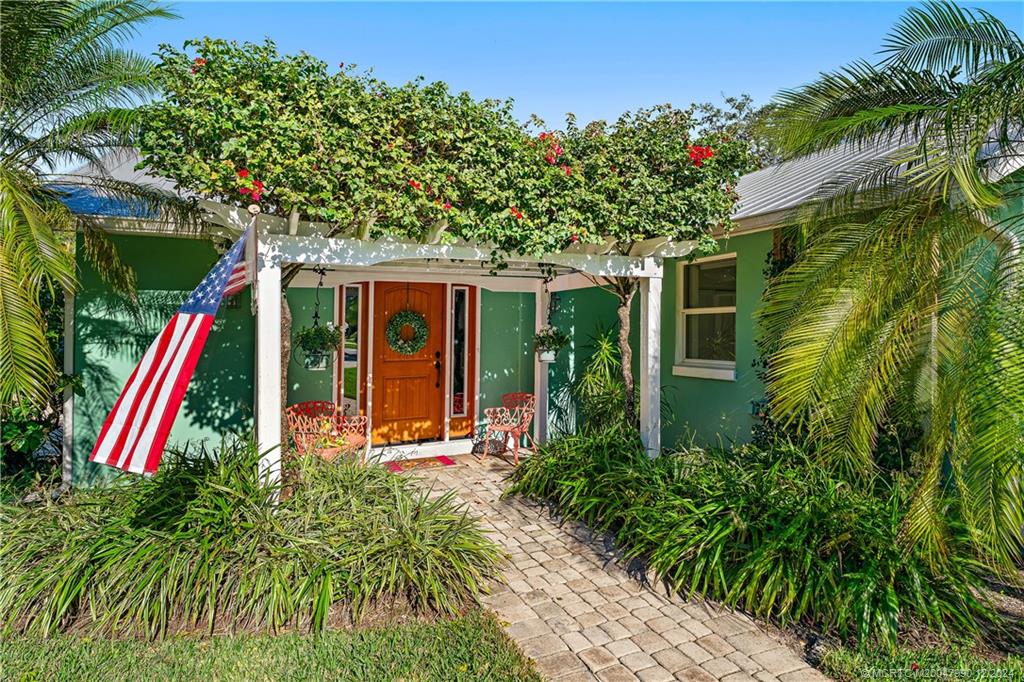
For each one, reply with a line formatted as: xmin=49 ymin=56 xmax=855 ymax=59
xmin=506 ymin=430 xmax=998 ymax=648
xmin=0 ymin=440 xmax=504 ymax=639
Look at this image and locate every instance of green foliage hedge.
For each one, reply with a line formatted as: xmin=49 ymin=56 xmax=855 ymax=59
xmin=0 ymin=441 xmax=504 ymax=638
xmin=505 ymin=430 xmax=997 ymax=648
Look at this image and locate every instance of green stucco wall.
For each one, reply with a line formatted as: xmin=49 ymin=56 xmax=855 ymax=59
xmin=285 ymin=287 xmax=336 ymax=405
xmin=544 ymin=229 xmax=773 ymax=448
xmin=72 ymin=234 xmax=255 ymax=485
xmin=478 ymin=290 xmax=535 ymax=416
xmin=547 ymin=285 xmax=636 ymax=434
xmin=661 ymin=229 xmax=774 ymax=448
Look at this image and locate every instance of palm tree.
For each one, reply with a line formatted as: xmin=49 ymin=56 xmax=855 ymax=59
xmin=761 ymin=0 xmax=1024 ymax=574
xmin=1 ymin=0 xmax=191 ymax=409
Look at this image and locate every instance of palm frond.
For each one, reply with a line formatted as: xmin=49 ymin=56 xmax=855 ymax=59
xmin=0 ymin=0 xmax=180 ymax=407
xmin=881 ymin=0 xmax=1023 ymax=76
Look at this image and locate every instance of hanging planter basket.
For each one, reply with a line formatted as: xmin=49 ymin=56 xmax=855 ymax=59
xmin=386 ymin=310 xmax=429 ymax=355
xmin=295 ymin=323 xmax=343 ymax=371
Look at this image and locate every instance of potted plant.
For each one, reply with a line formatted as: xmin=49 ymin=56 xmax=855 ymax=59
xmin=295 ymin=323 xmax=343 ymax=370
xmin=534 ymin=326 xmax=570 ymax=363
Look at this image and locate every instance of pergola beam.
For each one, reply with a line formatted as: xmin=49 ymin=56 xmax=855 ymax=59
xmin=260 ymin=233 xmax=666 ymax=279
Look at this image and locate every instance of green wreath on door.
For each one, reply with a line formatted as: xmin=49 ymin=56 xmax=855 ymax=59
xmin=385 ymin=310 xmax=429 ymax=354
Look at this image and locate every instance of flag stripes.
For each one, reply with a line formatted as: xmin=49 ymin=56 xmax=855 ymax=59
xmin=90 ymin=227 xmax=251 ymax=475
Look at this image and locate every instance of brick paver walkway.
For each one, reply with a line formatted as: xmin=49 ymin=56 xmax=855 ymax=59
xmin=417 ymin=456 xmax=830 ymax=682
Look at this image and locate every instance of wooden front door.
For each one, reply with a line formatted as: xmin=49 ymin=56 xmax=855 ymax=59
xmin=371 ymin=282 xmax=445 ymax=444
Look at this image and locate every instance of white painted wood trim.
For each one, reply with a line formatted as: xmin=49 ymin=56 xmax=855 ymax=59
xmin=533 ymin=282 xmax=549 ymax=444
xmin=448 ymin=285 xmax=472 ymax=422
xmin=547 ymin=272 xmax=613 ymax=293
xmin=443 ymin=283 xmax=452 ymax=442
xmin=366 ymin=281 xmax=375 ymax=438
xmin=255 ymin=241 xmax=282 ymax=487
xmin=639 ymin=275 xmax=663 ymax=456
xmin=332 ymin=286 xmax=340 ymax=406
xmin=473 ymin=289 xmax=482 ymax=431
xmin=369 ymin=438 xmax=474 ymax=462
xmin=290 ymin=267 xmax=542 ymax=293
xmin=672 ymin=364 xmax=736 ymax=381
xmin=62 ymin=293 xmax=75 ymax=485
xmin=261 ymin=233 xmax=664 ymax=279
xmin=675 ymin=256 xmax=738 ymax=367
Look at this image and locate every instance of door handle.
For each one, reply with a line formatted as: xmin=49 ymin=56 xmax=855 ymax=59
xmin=434 ymin=359 xmax=441 ymax=388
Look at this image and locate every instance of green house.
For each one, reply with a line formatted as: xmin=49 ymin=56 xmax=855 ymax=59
xmin=61 ymin=150 xmax=1024 ymax=486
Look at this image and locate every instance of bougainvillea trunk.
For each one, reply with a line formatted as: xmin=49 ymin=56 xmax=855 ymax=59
xmin=280 ymin=290 xmax=292 ymax=474
xmin=616 ymin=280 xmax=639 ymax=428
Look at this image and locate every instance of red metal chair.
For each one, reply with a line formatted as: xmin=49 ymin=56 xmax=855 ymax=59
xmin=480 ymin=392 xmax=536 ymax=465
xmin=285 ymin=401 xmax=368 ymax=463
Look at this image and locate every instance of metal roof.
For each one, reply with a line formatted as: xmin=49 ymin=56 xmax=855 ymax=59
xmin=732 ymin=133 xmax=1024 ymax=226
xmin=58 ymin=147 xmax=178 ymax=194
xmin=731 ymin=139 xmax=907 ymax=223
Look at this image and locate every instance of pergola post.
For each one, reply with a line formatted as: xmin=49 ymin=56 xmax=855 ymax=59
xmin=255 ymin=239 xmax=282 ymax=486
xmin=639 ymin=271 xmax=663 ymax=456
xmin=533 ymin=281 xmax=549 ymax=444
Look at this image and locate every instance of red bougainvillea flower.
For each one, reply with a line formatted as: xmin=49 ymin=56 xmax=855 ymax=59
xmin=538 ymin=132 xmax=551 ymax=141
xmin=570 ymin=234 xmax=580 ymax=243
xmin=237 ymin=169 xmax=249 ymax=178
xmin=443 ymin=201 xmax=452 ymax=210
xmin=194 ymin=57 xmax=207 ymax=66
xmin=545 ymin=154 xmax=556 ymax=165
xmin=408 ymin=179 xmax=422 ymax=190
xmin=446 ymin=175 xmax=454 ymax=182
xmin=687 ymin=145 xmax=714 ymax=167
xmin=239 ymin=187 xmax=251 ymax=195
xmin=911 ymin=663 xmax=920 ymax=672
xmin=509 ymin=207 xmax=523 ymax=220
xmin=560 ymin=165 xmax=572 ymax=176
xmin=552 ymin=143 xmax=563 ymax=156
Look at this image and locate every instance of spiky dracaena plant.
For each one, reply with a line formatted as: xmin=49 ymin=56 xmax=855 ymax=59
xmin=0 ymin=0 xmax=194 ymax=409
xmin=761 ymin=0 xmax=1024 ymax=574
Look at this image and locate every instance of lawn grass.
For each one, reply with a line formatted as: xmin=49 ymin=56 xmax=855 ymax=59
xmin=0 ymin=609 xmax=538 ymax=682
xmin=821 ymin=644 xmax=1024 ymax=681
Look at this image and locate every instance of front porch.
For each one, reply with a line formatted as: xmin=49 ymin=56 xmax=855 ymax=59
xmin=244 ymin=218 xmax=678 ymax=484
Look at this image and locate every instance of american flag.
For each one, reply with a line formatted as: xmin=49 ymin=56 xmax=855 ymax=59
xmin=90 ymin=228 xmax=252 ymax=474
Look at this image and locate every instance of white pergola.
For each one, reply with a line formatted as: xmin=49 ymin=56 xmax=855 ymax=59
xmin=204 ymin=202 xmax=691 ymax=485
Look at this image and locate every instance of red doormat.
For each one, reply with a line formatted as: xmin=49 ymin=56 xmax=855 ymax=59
xmin=384 ymin=455 xmax=458 ymax=473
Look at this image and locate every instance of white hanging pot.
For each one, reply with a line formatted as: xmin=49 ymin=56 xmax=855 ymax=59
xmin=538 ymin=349 xmax=557 ymax=363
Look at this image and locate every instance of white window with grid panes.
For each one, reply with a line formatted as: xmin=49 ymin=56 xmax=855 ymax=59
xmin=674 ymin=254 xmax=736 ymax=381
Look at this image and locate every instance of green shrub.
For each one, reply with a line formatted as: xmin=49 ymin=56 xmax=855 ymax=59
xmin=505 ymin=431 xmax=997 ymax=648
xmin=0 ymin=440 xmax=504 ymax=638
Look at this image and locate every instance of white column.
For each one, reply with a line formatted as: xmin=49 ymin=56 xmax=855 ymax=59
xmin=639 ymin=271 xmax=663 ymax=456
xmin=62 ymin=292 xmax=75 ymax=485
xmin=533 ymin=282 xmax=549 ymax=444
xmin=255 ymin=240 xmax=282 ymax=486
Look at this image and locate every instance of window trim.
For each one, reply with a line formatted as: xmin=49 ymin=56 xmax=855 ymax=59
xmin=339 ymin=284 xmax=362 ymax=412
xmin=674 ymin=254 xmax=737 ymax=381
xmin=449 ymin=285 xmax=470 ymax=418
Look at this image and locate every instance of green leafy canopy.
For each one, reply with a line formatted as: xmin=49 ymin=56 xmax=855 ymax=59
xmin=139 ymin=38 xmax=755 ymax=258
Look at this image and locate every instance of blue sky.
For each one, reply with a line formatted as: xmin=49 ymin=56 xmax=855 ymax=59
xmin=129 ymin=1 xmax=1023 ymax=126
